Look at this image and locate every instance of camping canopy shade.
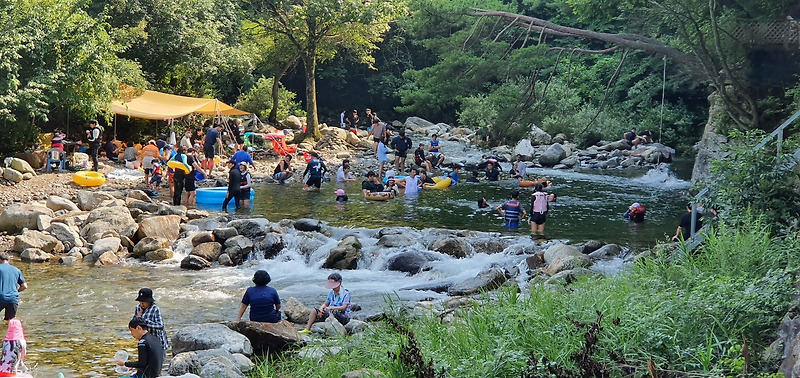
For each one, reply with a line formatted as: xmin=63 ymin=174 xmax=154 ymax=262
xmin=109 ymin=89 xmax=249 ymax=120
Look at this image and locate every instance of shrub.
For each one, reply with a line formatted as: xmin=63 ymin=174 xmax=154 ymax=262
xmin=234 ymin=77 xmax=304 ymax=121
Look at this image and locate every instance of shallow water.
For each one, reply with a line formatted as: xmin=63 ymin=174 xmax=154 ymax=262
xmin=13 ymin=161 xmax=692 ymax=376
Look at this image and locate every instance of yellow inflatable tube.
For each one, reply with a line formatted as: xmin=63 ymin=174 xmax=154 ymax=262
xmin=167 ymin=160 xmax=191 ymax=173
xmin=427 ymin=177 xmax=451 ymax=189
xmin=73 ymin=171 xmax=106 ymax=187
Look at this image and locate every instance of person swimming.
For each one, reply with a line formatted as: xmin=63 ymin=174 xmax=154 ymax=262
xmin=335 ymin=188 xmax=348 ymax=202
xmin=477 ymin=197 xmax=489 ymax=208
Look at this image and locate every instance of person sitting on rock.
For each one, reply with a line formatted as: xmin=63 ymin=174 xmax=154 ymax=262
xmin=299 ymin=273 xmax=351 ymax=334
xmin=414 ymin=143 xmax=433 ymax=172
xmin=273 ymin=154 xmax=294 ymax=184
xmin=237 ymin=270 xmax=281 ymax=323
xmin=633 ymin=130 xmax=653 ymax=147
xmin=509 ymin=154 xmax=527 ymax=179
xmin=624 ymin=127 xmax=637 ymax=145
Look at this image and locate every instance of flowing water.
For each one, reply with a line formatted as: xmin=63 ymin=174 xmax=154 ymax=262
xmin=13 ymin=161 xmax=692 ymax=376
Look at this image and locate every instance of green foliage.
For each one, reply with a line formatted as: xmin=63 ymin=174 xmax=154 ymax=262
xmin=257 ymin=222 xmax=796 ymax=377
xmin=234 ymin=77 xmax=304 ymax=121
xmin=709 ymin=130 xmax=800 ymax=234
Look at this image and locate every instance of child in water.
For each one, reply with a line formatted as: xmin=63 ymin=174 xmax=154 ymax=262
xmin=0 ymin=318 xmax=27 ymax=373
xmin=335 ymin=188 xmax=348 ymax=202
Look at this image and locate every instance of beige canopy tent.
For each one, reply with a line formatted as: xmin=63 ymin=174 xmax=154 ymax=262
xmin=109 ymin=89 xmax=249 ymax=120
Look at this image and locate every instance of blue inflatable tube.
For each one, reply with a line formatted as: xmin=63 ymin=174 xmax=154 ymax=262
xmin=382 ymin=175 xmax=407 ymax=184
xmin=195 ymin=187 xmax=254 ymax=205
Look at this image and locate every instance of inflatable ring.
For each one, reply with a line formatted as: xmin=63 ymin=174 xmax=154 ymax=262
xmin=365 ymin=191 xmax=394 ymax=201
xmin=0 ymin=372 xmax=35 ymax=377
xmin=382 ymin=175 xmax=407 ymax=184
xmin=429 ymin=177 xmax=451 ymax=189
xmin=167 ymin=160 xmax=191 ymax=173
xmin=195 ymin=187 xmax=254 ymax=205
xmin=72 ymin=171 xmax=106 ymax=187
xmin=518 ymin=180 xmax=537 ymax=187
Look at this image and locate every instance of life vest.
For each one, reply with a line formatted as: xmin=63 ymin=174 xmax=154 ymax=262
xmin=532 ymin=192 xmax=548 ymax=214
xmin=631 ymin=205 xmax=646 ymax=222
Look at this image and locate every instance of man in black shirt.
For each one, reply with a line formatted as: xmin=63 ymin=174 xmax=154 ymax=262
xmin=672 ymin=203 xmax=703 ymax=242
xmin=391 ymin=130 xmax=413 ymax=173
xmin=485 ymin=162 xmax=500 ymax=181
xmin=223 ymin=160 xmax=242 ymax=211
xmin=361 ymin=171 xmax=384 ymax=197
xmin=117 ymin=317 xmax=164 ymax=378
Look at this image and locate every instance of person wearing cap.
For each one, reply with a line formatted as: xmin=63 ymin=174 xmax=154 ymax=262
xmin=390 ymin=130 xmax=412 ymax=173
xmin=361 ymin=171 xmax=384 ymax=198
xmin=117 ymin=317 xmax=164 ymax=378
xmin=428 ymin=134 xmax=444 ymax=168
xmin=623 ymin=202 xmax=646 ymax=223
xmin=335 ymin=188 xmax=348 ymax=202
xmin=179 ymin=129 xmax=193 ymax=150
xmin=414 ymin=143 xmax=433 ymax=173
xmin=203 ymin=124 xmax=224 ymax=172
xmin=383 ymin=177 xmax=399 ymax=196
xmin=0 ymin=253 xmax=26 ymax=321
xmin=299 ymin=273 xmax=351 ymax=334
xmin=85 ymin=119 xmax=103 ymax=171
xmin=237 ymin=270 xmax=281 ymax=323
xmin=223 ymin=159 xmax=242 ymax=211
xmin=0 ymin=318 xmax=27 ymax=373
xmin=132 ymin=288 xmax=169 ymax=354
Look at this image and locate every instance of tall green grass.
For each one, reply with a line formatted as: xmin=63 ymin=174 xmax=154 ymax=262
xmin=254 ymin=222 xmax=798 ymax=377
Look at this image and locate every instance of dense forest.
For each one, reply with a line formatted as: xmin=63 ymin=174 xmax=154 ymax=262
xmin=1 ymin=0 xmax=799 ymax=154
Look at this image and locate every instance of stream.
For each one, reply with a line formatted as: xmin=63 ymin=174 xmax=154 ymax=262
xmin=13 ymin=161 xmax=692 ymax=377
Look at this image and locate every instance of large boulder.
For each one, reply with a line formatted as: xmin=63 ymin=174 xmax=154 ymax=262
xmin=20 ymin=248 xmax=52 ymax=263
xmin=46 ymin=196 xmax=79 ymax=212
xmin=283 ymin=115 xmax=303 ymax=130
xmin=377 ymin=234 xmax=413 ymax=248
xmin=75 ymin=190 xmax=115 ymax=211
xmin=588 ymin=244 xmax=622 ymax=259
xmin=91 ymin=237 xmax=121 ymax=259
xmin=95 ymin=251 xmax=120 ymax=266
xmin=212 ymin=227 xmax=239 ymax=242
xmin=0 ymin=204 xmax=55 ymax=232
xmin=82 ymin=206 xmax=138 ymax=240
xmin=9 ymin=158 xmax=35 ymax=175
xmin=132 ymin=236 xmax=171 ymax=257
xmin=12 ymin=230 xmax=64 ymax=253
xmin=386 ymin=252 xmax=434 ymax=275
xmin=254 ymin=233 xmax=285 ymax=259
xmin=778 ymin=316 xmax=800 ymax=378
xmin=146 ymin=248 xmax=174 ymax=261
xmin=45 ymin=222 xmax=83 ymax=250
xmin=168 ymin=349 xmax=248 ymax=378
xmin=172 ymin=323 xmax=253 ymax=356
xmin=448 ymin=266 xmax=508 ymax=295
xmin=323 ymin=236 xmax=362 ymax=270
xmin=226 ymin=218 xmax=269 ymax=239
xmin=3 ymin=168 xmax=23 ymax=183
xmin=181 ymin=255 xmax=211 ymax=270
xmin=191 ymin=232 xmax=216 ymax=247
xmin=631 ymin=143 xmax=673 ymax=164
xmin=223 ymin=236 xmax=254 ymax=265
xmin=543 ymin=243 xmax=592 ymax=276
xmin=282 ymin=297 xmax=311 ymax=324
xmin=191 ymin=242 xmax=223 ymax=261
xmin=514 ymin=139 xmax=536 ymax=160
xmin=226 ymin=320 xmax=304 ymax=355
xmin=538 ymin=143 xmax=567 ymax=167
xmin=403 ymin=117 xmax=435 ymax=132
xmin=529 ymin=124 xmax=553 ymax=145
xmin=136 ymin=215 xmax=181 ymax=241
xmin=127 ymin=200 xmax=159 ymax=213
xmin=598 ymin=139 xmax=631 ymax=151
xmin=199 ymin=356 xmax=245 ymax=378
xmin=431 ymin=238 xmax=473 ymax=258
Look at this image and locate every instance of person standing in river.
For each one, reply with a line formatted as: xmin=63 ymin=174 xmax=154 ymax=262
xmin=0 ymin=253 xmax=26 ymax=321
xmin=223 ymin=159 xmax=242 ymax=211
xmin=497 ymin=190 xmax=527 ymax=229
xmin=131 ymin=288 xmax=169 ymax=356
xmin=117 ymin=317 xmax=164 ymax=378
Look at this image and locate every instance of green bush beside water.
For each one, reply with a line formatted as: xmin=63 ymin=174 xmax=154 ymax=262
xmin=254 ymin=222 xmax=798 ymax=377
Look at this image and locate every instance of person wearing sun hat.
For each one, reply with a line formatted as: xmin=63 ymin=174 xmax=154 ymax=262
xmin=132 ymin=288 xmax=168 ymax=355
xmin=299 ymin=273 xmax=351 ymax=334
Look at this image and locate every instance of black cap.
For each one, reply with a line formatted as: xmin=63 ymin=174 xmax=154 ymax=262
xmin=135 ymin=288 xmax=155 ymax=303
xmin=88 ymin=119 xmax=98 ymax=125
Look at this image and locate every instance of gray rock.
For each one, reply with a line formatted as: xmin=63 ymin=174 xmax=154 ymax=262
xmin=226 ymin=320 xmax=303 ymax=355
xmin=323 ymin=316 xmax=347 ymax=337
xmin=448 ymin=266 xmax=507 ymax=295
xmin=158 ymin=204 xmax=187 ymax=217
xmin=167 ymin=349 xmax=245 ymax=377
xmin=82 ymin=206 xmax=138 ymax=240
xmin=3 ymin=168 xmax=22 ymax=183
xmin=543 ymin=243 xmax=592 ymax=275
xmin=9 ymin=158 xmax=34 ymax=175
xmin=254 ymin=233 xmax=284 ymax=259
xmin=126 ymin=190 xmax=153 ymax=203
xmin=189 ymin=218 xmax=222 ymax=231
xmin=59 ymin=255 xmax=79 ymax=264
xmin=218 ymin=254 xmax=233 ymax=266
xmin=46 ymin=196 xmax=79 ymax=212
xmin=582 ymin=240 xmax=605 ymax=254
xmin=631 ymin=143 xmax=673 ymax=164
xmin=431 ymin=238 xmax=472 ymax=258
xmin=13 ymin=230 xmax=64 ymax=253
xmin=75 ymin=190 xmax=115 ymax=211
xmin=323 ymin=237 xmax=362 ymax=270
xmin=598 ymin=139 xmax=631 ymax=151
xmin=186 ymin=209 xmax=209 ymax=220
xmin=559 ymin=156 xmax=579 ymax=167
xmin=95 ymin=251 xmax=120 ymax=266
xmin=544 ymin=268 xmax=601 ymax=286
xmin=231 ymin=353 xmax=254 ymax=373
xmin=20 ymin=248 xmax=52 ymax=263
xmin=223 ymin=236 xmax=254 ymax=265
xmin=299 ymin=345 xmax=343 ymax=361
xmin=529 ymin=124 xmax=553 ymax=145
xmin=538 ymin=143 xmax=567 ymax=167
xmin=227 ymin=218 xmax=270 ymax=239
xmin=400 ymin=281 xmax=453 ymax=293
xmin=171 ymin=323 xmax=253 ymax=356
xmin=132 ymin=236 xmax=170 ymax=257
xmin=127 ymin=200 xmax=159 ymax=213
xmin=199 ymin=356 xmax=244 ymax=378
xmin=45 ymin=222 xmax=83 ymax=250
xmin=386 ymin=252 xmax=435 ymax=275
xmin=92 ymin=237 xmax=121 ymax=258
xmin=294 ymin=218 xmax=322 ymax=232
xmin=191 ymin=242 xmax=223 ymax=261
xmin=526 ymin=253 xmax=545 ymax=270
xmin=191 ymin=232 xmax=215 ymax=247
xmin=514 ymin=139 xmax=536 ymax=160
xmin=471 ymin=238 xmax=508 ymax=254
xmin=212 ymin=227 xmax=238 ymax=242
xmin=181 ymin=255 xmax=211 ymax=270
xmin=377 ymin=234 xmax=413 ymax=248
xmin=282 ymin=297 xmax=311 ymax=324
xmin=588 ymin=244 xmax=622 ymax=258
xmin=344 ymin=319 xmax=368 ymax=335
xmin=0 ymin=204 xmax=55 ymax=232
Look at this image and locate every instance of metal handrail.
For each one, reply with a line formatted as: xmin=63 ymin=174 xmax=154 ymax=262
xmin=687 ymin=108 xmax=800 ymax=250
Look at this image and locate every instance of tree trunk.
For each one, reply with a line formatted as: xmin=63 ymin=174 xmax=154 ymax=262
xmin=268 ymin=55 xmax=299 ymax=123
xmin=691 ymin=91 xmax=730 ymax=185
xmin=302 ymin=52 xmax=321 ymax=140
